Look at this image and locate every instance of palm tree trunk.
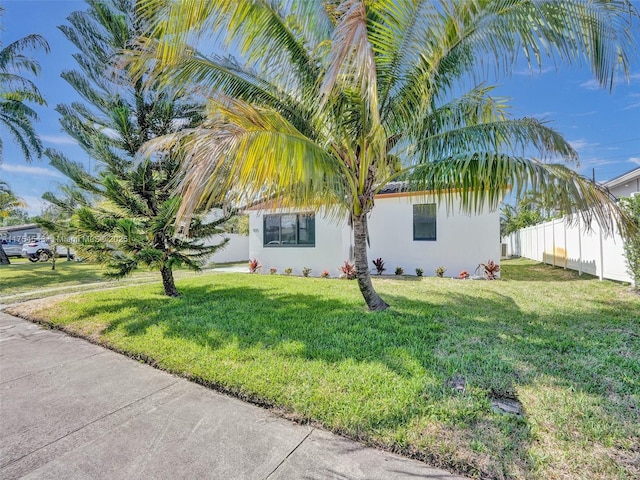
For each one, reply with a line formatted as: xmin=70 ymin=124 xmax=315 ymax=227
xmin=353 ymin=213 xmax=389 ymax=311
xmin=0 ymin=245 xmax=10 ymax=265
xmin=160 ymin=264 xmax=180 ymax=297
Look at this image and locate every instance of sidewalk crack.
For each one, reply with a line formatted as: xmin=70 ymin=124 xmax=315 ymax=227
xmin=264 ymin=428 xmax=314 ymax=479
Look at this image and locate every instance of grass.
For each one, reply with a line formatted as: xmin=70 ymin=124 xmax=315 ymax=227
xmin=0 ymin=259 xmax=158 ymax=298
xmin=7 ymin=258 xmax=639 ymax=480
xmin=0 ymin=259 xmax=245 ymax=299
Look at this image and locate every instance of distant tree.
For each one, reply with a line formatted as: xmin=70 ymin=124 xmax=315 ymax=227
xmin=0 ymin=6 xmax=49 ymax=163
xmin=43 ymin=0 xmax=232 ymax=295
xmin=500 ymin=191 xmax=560 ymax=236
xmin=0 ymin=181 xmax=26 ymax=264
xmin=620 ymin=195 xmax=640 ymax=287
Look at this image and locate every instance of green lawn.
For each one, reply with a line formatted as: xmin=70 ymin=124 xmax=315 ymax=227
xmin=0 ymin=259 xmax=159 ymax=298
xmin=7 ymin=259 xmax=639 ymax=480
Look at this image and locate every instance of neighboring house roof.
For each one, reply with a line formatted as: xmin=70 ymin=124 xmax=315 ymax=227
xmin=375 ymin=181 xmax=413 ymax=195
xmin=603 ymin=166 xmax=640 ymax=189
xmin=0 ymin=223 xmax=40 ymax=234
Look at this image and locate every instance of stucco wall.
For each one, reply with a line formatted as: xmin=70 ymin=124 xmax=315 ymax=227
xmin=248 ymin=209 xmax=351 ymax=276
xmin=367 ymin=194 xmax=501 ymax=277
xmin=248 ymin=194 xmax=501 ymax=277
xmin=206 ymin=233 xmax=249 ymax=264
xmin=609 ymin=183 xmax=640 ymax=198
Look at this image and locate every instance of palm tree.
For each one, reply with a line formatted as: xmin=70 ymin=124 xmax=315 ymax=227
xmin=0 ymin=6 xmax=49 ymax=163
xmin=135 ymin=0 xmax=638 ymax=310
xmin=0 ymin=180 xmax=26 ymax=264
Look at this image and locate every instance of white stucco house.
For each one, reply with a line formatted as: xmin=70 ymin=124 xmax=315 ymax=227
xmin=604 ymin=166 xmax=640 ymax=199
xmin=248 ymin=182 xmax=501 ymax=277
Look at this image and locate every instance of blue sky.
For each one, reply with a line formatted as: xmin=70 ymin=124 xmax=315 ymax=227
xmin=1 ymin=0 xmax=639 ymax=215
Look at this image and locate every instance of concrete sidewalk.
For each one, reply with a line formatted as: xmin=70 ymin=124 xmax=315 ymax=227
xmin=0 ymin=312 xmax=467 ymax=480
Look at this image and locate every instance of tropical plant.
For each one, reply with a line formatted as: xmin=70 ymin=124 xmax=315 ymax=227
xmin=372 ymin=257 xmax=386 ymax=275
xmin=269 ymin=267 xmax=277 ymax=275
xmin=459 ymin=270 xmax=470 ymax=280
xmin=302 ymin=266 xmax=312 ymax=277
xmin=477 ymin=260 xmax=501 ymax=280
xmin=0 ymin=6 xmax=49 ymax=163
xmin=135 ymin=0 xmax=638 ymax=310
xmin=501 ymin=190 xmax=562 ymax=236
xmin=395 ymin=266 xmax=404 ymax=276
xmin=435 ymin=266 xmax=447 ymax=278
xmin=0 ymin=181 xmax=27 ymax=264
xmin=339 ymin=260 xmax=356 ymax=280
xmin=620 ymin=195 xmax=640 ymax=287
xmin=284 ymin=267 xmax=293 ymax=276
xmin=415 ymin=267 xmax=423 ymax=277
xmin=321 ymin=269 xmax=330 ymax=278
xmin=248 ymin=258 xmax=261 ymax=273
xmin=42 ymin=0 xmax=230 ymax=296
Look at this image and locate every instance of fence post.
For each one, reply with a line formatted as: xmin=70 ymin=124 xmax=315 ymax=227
xmin=598 ymin=223 xmax=604 ymax=281
xmin=577 ymin=216 xmax=583 ymax=276
xmin=563 ymin=220 xmax=567 ymax=269
xmin=552 ymin=220 xmax=556 ymax=267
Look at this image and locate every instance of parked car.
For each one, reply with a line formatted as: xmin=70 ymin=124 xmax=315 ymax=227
xmin=21 ymin=240 xmax=75 ymax=262
xmin=22 ymin=240 xmax=52 ymax=262
xmin=1 ymin=239 xmax=23 ymax=257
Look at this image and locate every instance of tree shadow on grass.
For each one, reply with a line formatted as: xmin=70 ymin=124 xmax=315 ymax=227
xmin=66 ymin=279 xmax=639 ymax=479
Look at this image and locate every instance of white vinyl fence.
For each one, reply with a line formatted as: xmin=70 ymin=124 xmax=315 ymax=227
xmin=503 ymin=217 xmax=633 ymax=284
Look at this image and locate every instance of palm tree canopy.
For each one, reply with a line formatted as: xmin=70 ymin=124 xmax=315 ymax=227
xmin=0 ymin=11 xmax=49 ymax=163
xmin=132 ymin=0 xmax=638 ymax=310
xmin=134 ymin=0 xmax=637 ymax=234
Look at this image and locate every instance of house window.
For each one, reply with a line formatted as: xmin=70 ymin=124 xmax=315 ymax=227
xmin=413 ymin=204 xmax=436 ymax=241
xmin=263 ymin=213 xmax=315 ymax=246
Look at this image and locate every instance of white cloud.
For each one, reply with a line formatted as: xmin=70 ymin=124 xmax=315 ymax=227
xmin=623 ymin=101 xmax=640 ymax=110
xmin=579 ymin=79 xmax=600 ymax=90
xmin=513 ymin=66 xmax=554 ymax=76
xmin=570 ymin=110 xmax=597 ymax=117
xmin=568 ymin=139 xmax=599 ymax=151
xmin=629 ymin=157 xmax=640 ymax=166
xmin=530 ymin=111 xmax=556 ymax=119
xmin=40 ymin=135 xmax=77 ymax=145
xmin=0 ymin=163 xmax=63 ymax=178
xmin=580 ymin=72 xmax=640 ymax=90
xmin=20 ymin=195 xmax=52 ymax=216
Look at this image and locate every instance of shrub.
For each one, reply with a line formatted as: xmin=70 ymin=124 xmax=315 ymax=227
xmin=477 ymin=260 xmax=500 ymax=280
xmin=435 ymin=266 xmax=446 ymax=277
xmin=620 ymin=196 xmax=640 ymax=287
xmin=302 ymin=267 xmax=312 ymax=277
xmin=339 ymin=260 xmax=356 ymax=280
xmin=395 ymin=266 xmax=404 ymax=276
xmin=284 ymin=267 xmax=293 ymax=275
xmin=269 ymin=267 xmax=277 ymax=275
xmin=459 ymin=270 xmax=470 ymax=279
xmin=372 ymin=257 xmax=386 ymax=275
xmin=248 ymin=258 xmax=261 ymax=273
xmin=320 ymin=270 xmax=330 ymax=278
xmin=415 ymin=268 xmax=423 ymax=277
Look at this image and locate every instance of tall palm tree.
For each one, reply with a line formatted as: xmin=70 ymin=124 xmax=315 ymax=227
xmin=0 ymin=6 xmax=49 ymax=163
xmin=135 ymin=0 xmax=638 ymax=310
